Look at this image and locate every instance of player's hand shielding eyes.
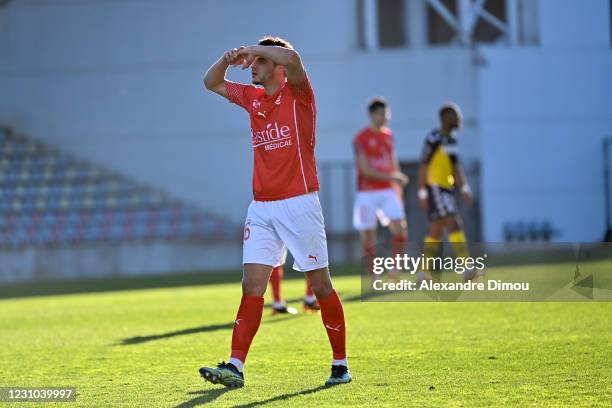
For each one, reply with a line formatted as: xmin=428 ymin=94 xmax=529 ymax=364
xmin=223 ymin=47 xmax=243 ymax=65
xmin=223 ymin=46 xmax=255 ymax=68
xmin=236 ymin=46 xmax=256 ymax=69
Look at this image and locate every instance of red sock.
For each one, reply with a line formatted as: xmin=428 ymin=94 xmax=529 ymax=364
xmin=270 ymin=266 xmax=283 ymax=303
xmin=391 ymin=234 xmax=407 ymax=258
xmin=318 ymin=290 xmax=346 ymax=360
xmin=230 ymin=295 xmax=264 ymax=363
xmin=363 ymin=242 xmax=377 ymax=277
xmin=305 ymin=278 xmax=314 ymax=298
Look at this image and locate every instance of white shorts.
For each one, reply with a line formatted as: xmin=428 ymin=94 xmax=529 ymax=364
xmin=243 ymin=192 xmax=329 ymax=272
xmin=353 ymin=188 xmax=405 ymax=231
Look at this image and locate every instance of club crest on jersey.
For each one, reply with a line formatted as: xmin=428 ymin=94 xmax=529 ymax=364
xmin=274 ymin=94 xmax=282 ymax=105
xmin=252 ymin=100 xmax=261 ymax=109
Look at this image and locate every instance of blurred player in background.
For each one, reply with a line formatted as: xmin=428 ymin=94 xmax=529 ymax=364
xmin=417 ymin=103 xmax=474 ymax=281
xmin=200 ymin=36 xmax=350 ymax=388
xmin=268 ymin=252 xmax=319 ymax=315
xmin=353 ymin=98 xmax=409 ymax=281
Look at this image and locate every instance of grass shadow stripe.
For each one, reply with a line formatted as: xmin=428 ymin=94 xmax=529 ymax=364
xmin=230 ymin=385 xmax=330 ymax=408
xmin=117 ymin=314 xmax=304 ymax=346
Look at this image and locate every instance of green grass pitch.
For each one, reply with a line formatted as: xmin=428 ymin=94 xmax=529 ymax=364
xmin=0 ymin=264 xmax=610 ymax=407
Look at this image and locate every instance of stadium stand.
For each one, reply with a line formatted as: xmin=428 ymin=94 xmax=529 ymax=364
xmin=0 ymin=128 xmax=238 ymax=249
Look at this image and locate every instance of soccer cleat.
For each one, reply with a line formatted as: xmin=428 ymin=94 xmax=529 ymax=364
xmin=303 ymin=298 xmax=320 ymax=313
xmin=199 ymin=361 xmax=244 ymax=388
xmin=325 ymin=364 xmax=352 ymax=386
xmin=271 ymin=304 xmax=298 ymax=316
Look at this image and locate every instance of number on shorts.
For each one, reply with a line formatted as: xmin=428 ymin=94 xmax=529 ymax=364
xmin=244 ymin=221 xmax=251 ymax=241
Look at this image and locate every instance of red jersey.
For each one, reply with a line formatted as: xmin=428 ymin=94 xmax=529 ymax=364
xmin=353 ymin=126 xmax=395 ymax=191
xmin=225 ymin=77 xmax=319 ymax=201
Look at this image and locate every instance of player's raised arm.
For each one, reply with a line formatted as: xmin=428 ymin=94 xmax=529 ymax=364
xmin=236 ymin=45 xmax=306 ymax=84
xmin=203 ymin=48 xmax=244 ymax=98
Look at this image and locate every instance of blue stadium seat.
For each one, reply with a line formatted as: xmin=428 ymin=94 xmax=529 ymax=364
xmin=0 ymin=133 xmax=236 ymax=248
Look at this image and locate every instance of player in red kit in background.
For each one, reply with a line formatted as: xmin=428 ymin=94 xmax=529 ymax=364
xmin=269 ymin=252 xmax=319 ymax=315
xmin=353 ymin=98 xmax=409 ymax=281
xmin=199 ymin=36 xmax=351 ymax=388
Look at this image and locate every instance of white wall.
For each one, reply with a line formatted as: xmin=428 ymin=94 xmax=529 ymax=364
xmin=478 ymin=0 xmax=612 ymax=241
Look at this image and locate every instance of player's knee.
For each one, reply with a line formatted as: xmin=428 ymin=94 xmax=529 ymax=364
xmin=446 ymin=217 xmax=462 ymax=232
xmin=392 ymin=228 xmax=408 ymax=241
xmin=310 ymin=280 xmax=333 ymax=299
xmin=428 ymin=220 xmax=445 ymax=239
xmin=306 ymin=268 xmax=333 ymax=298
xmin=361 ymin=230 xmax=376 ymax=245
xmin=363 ymin=242 xmax=377 ymax=257
xmin=389 ymin=220 xmax=407 ymax=238
xmin=241 ymin=276 xmax=267 ymax=296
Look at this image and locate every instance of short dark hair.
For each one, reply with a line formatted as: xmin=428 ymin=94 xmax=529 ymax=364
xmin=368 ymin=97 xmax=387 ymax=113
xmin=258 ymin=36 xmax=293 ymax=49
xmin=439 ymin=103 xmax=459 ymax=119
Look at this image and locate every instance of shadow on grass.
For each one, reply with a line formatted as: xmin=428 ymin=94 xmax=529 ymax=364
xmin=119 ymin=314 xmax=302 ymax=345
xmin=274 ymin=289 xmax=386 ymax=307
xmin=231 ymin=385 xmax=329 ymax=408
xmin=119 ymin=290 xmax=379 ymax=346
xmin=343 ymin=288 xmax=388 ymax=302
xmin=173 ymin=388 xmax=234 ymax=407
xmin=1 ymin=264 xmax=360 ymax=299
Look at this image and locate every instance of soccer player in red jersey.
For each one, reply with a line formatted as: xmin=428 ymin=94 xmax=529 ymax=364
xmin=199 ymin=36 xmax=350 ymax=387
xmin=353 ymin=98 xmax=409 ymax=280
